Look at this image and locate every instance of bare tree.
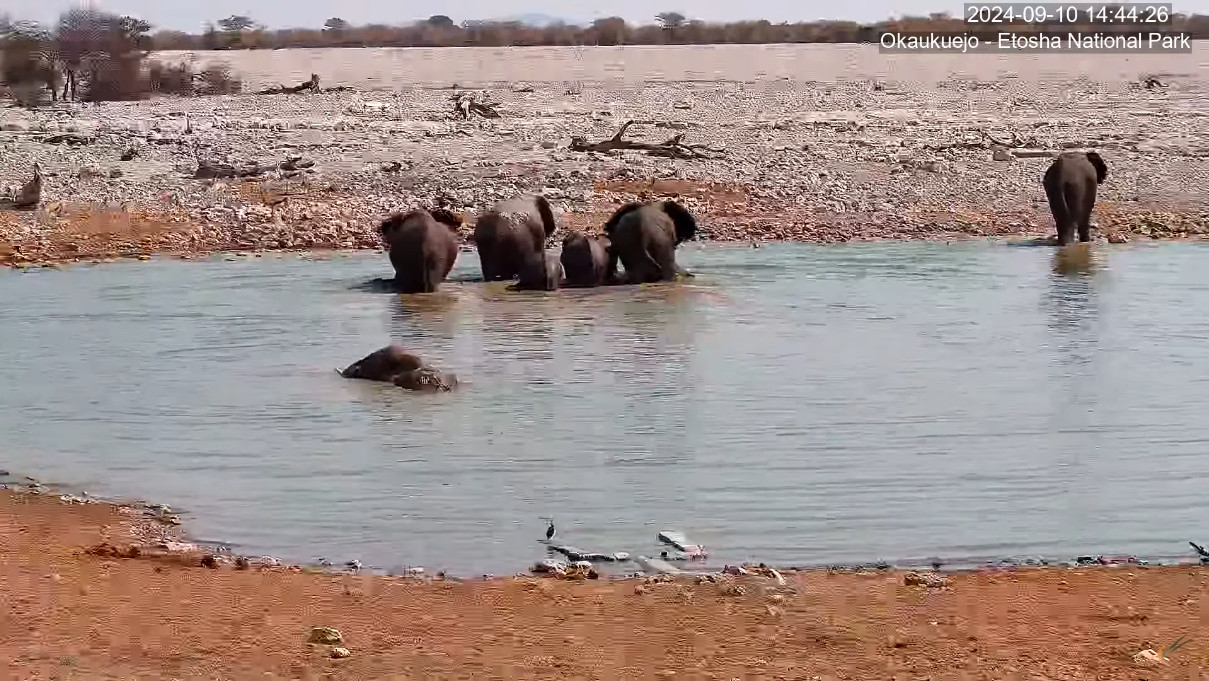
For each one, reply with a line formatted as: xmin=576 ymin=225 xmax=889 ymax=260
xmin=217 ymin=15 xmax=255 ymax=32
xmin=656 ymin=12 xmax=686 ymax=30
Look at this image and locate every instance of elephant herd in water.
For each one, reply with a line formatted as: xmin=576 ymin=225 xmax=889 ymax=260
xmin=339 ymin=194 xmax=700 ymax=392
xmin=339 ymin=149 xmax=1111 ymax=393
xmin=376 ymin=193 xmax=699 ymax=294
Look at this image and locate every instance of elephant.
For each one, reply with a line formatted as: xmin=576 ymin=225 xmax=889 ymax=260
xmin=508 ymin=250 xmax=563 ymax=291
xmin=338 ymin=345 xmax=458 ymax=392
xmin=378 ymin=208 xmax=463 ymax=293
xmin=1042 ymin=151 xmax=1109 ymax=246
xmin=602 ymin=200 xmax=698 ymax=284
xmin=559 ymin=232 xmax=614 ymax=288
xmin=472 ymin=194 xmax=558 ymax=282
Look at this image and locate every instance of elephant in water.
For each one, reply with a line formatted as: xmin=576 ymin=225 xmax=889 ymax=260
xmin=338 ymin=345 xmax=458 ymax=392
xmin=508 ymin=250 xmax=563 ymax=291
xmin=560 ymin=232 xmax=613 ymax=288
xmin=602 ymin=200 xmax=698 ymax=284
xmin=379 ymin=208 xmax=463 ymax=293
xmin=472 ymin=194 xmax=558 ymax=281
xmin=1043 ymin=151 xmax=1108 ymax=246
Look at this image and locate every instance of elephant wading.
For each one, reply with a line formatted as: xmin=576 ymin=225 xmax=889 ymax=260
xmin=379 ymin=208 xmax=463 ymax=293
xmin=338 ymin=345 xmax=458 ymax=392
xmin=508 ymin=250 xmax=563 ymax=291
xmin=559 ymin=232 xmax=613 ymax=288
xmin=1043 ymin=151 xmax=1109 ymax=246
xmin=603 ymin=200 xmax=698 ymax=284
xmin=472 ymin=195 xmax=558 ymax=281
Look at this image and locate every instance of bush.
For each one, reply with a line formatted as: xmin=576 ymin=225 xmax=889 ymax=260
xmin=2 ymin=10 xmax=243 ymax=103
xmin=197 ymin=63 xmax=241 ymax=95
xmin=146 ymin=60 xmax=194 ymax=95
xmin=146 ymin=59 xmax=241 ymax=97
xmin=82 ymin=56 xmax=150 ymax=101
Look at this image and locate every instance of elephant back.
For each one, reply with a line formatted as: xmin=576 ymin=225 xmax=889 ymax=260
xmin=489 ymin=195 xmax=557 ymax=246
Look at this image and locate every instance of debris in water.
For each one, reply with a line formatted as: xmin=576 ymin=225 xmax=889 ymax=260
xmin=656 ymin=530 xmax=707 ymax=559
xmin=548 ymin=544 xmax=630 ymax=563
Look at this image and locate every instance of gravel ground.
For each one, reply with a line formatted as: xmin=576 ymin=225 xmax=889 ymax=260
xmin=2 ymin=58 xmax=1208 ymax=264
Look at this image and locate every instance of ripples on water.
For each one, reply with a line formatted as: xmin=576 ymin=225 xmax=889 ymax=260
xmin=3 ymin=241 xmax=1209 ymax=574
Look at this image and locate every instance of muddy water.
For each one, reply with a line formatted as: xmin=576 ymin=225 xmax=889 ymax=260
xmin=2 ymin=242 xmax=1209 ymax=574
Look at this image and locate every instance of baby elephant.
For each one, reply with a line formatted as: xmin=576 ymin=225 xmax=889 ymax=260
xmin=560 ymin=232 xmax=613 ymax=288
xmin=1043 ymin=151 xmax=1109 ymax=246
xmin=338 ymin=345 xmax=458 ymax=392
xmin=507 ymin=250 xmax=563 ymax=292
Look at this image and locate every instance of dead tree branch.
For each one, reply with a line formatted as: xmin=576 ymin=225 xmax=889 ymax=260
xmin=255 ymin=73 xmax=321 ymax=95
xmin=567 ymin=120 xmax=714 ymax=159
xmin=450 ymin=92 xmax=501 ymax=119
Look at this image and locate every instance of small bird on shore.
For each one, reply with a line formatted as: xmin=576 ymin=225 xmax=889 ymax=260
xmin=543 ymin=517 xmax=556 ymax=541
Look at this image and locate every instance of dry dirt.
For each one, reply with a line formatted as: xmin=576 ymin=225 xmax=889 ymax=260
xmin=3 ymin=488 xmax=1209 ymax=680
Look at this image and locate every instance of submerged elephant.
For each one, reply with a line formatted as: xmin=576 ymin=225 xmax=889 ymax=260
xmin=379 ymin=208 xmax=463 ymax=293
xmin=508 ymin=250 xmax=563 ymax=291
xmin=338 ymin=345 xmax=458 ymax=392
xmin=602 ymin=200 xmax=697 ymax=284
xmin=472 ymin=194 xmax=558 ymax=281
xmin=1042 ymin=151 xmax=1109 ymax=246
xmin=559 ymin=232 xmax=613 ymax=288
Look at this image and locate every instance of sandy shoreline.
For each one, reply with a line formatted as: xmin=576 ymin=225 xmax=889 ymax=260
xmin=3 ymin=483 xmax=1209 ymax=679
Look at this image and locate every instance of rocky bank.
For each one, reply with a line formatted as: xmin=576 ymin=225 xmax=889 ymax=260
xmin=2 ymin=71 xmax=1208 ymax=265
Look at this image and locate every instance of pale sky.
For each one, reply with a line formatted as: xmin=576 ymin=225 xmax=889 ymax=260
xmin=1 ymin=0 xmax=1200 ymax=31
xmin=4 ymin=0 xmax=975 ymax=31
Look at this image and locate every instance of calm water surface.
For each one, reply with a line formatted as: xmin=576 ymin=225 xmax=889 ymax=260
xmin=2 ymin=241 xmax=1209 ymax=574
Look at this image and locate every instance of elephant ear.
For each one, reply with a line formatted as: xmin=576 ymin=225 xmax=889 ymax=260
xmin=429 ymin=208 xmax=464 ymax=231
xmin=1085 ymin=151 xmax=1108 ymax=185
xmin=603 ymin=202 xmax=644 ymax=236
xmin=378 ymin=213 xmax=406 ymax=241
xmin=532 ymin=194 xmax=558 ymax=238
xmin=660 ymin=200 xmax=698 ymax=245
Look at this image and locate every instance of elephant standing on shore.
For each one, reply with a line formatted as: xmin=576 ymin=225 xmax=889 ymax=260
xmin=379 ymin=208 xmax=463 ymax=293
xmin=1043 ymin=151 xmax=1109 ymax=246
xmin=472 ymin=194 xmax=558 ymax=281
xmin=338 ymin=345 xmax=458 ymax=392
xmin=602 ymin=200 xmax=698 ymax=284
xmin=560 ymin=232 xmax=613 ymax=288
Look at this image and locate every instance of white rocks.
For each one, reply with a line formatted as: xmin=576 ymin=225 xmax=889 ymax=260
xmin=0 ymin=76 xmax=1204 ymax=254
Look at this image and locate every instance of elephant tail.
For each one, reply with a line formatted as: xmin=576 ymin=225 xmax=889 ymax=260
xmin=421 ymin=252 xmax=437 ymax=293
xmin=1043 ymin=162 xmax=1071 ymax=234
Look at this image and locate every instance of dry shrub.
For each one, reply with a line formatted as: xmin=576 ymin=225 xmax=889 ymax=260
xmin=82 ymin=56 xmax=150 ymax=102
xmin=196 ymin=63 xmax=241 ymax=95
xmin=146 ymin=59 xmax=241 ymax=97
xmin=146 ymin=60 xmax=194 ymax=95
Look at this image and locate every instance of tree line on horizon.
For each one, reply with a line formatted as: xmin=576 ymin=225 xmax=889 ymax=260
xmin=3 ymin=7 xmax=1207 ymax=104
xmin=8 ymin=10 xmax=1209 ymax=52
